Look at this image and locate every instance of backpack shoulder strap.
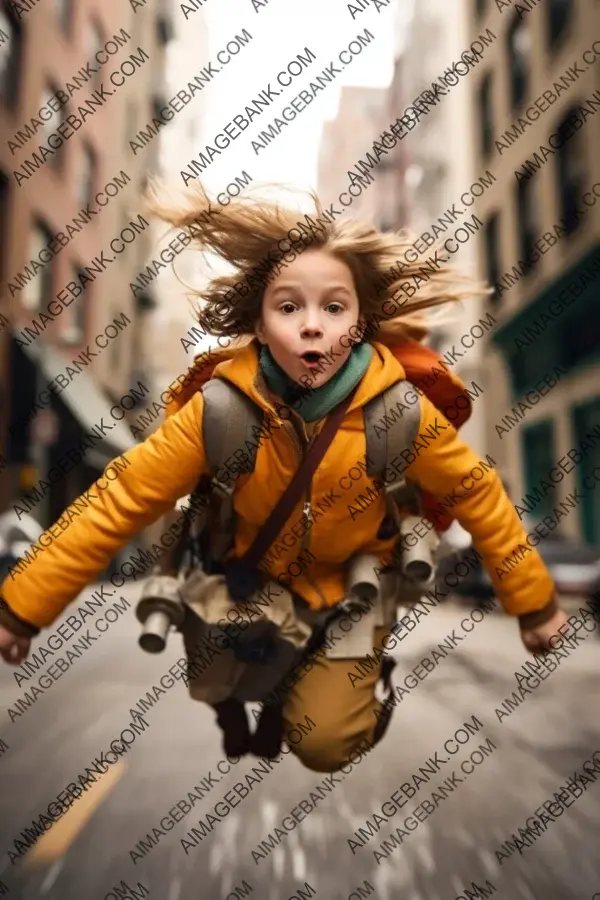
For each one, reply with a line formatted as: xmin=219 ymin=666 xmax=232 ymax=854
xmin=201 ymin=377 xmax=263 ymax=480
xmin=363 ymin=380 xmax=422 ymax=511
xmin=196 ymin=377 xmax=264 ymax=564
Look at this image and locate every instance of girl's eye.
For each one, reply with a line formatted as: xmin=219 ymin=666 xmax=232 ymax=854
xmin=326 ymin=302 xmax=344 ymax=314
xmin=280 ymin=303 xmax=297 ymax=314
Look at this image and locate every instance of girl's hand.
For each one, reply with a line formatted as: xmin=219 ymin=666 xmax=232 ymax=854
xmin=520 ymin=607 xmax=569 ymax=654
xmin=0 ymin=625 xmax=31 ymax=665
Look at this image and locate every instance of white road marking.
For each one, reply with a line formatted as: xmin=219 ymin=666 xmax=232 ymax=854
xmin=39 ymin=858 xmax=64 ymax=894
xmin=167 ymin=877 xmax=182 ymax=900
xmin=272 ymin=845 xmax=286 ymax=880
xmin=290 ymin=836 xmax=307 ymax=881
xmin=414 ymin=835 xmax=436 ymax=873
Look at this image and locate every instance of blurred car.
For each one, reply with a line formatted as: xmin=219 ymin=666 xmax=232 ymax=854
xmin=0 ymin=510 xmax=125 ymax=590
xmin=436 ymin=521 xmax=600 ymax=609
xmin=0 ymin=511 xmax=44 ymax=581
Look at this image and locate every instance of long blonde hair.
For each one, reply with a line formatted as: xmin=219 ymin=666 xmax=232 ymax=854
xmin=145 ymin=179 xmax=489 ymax=346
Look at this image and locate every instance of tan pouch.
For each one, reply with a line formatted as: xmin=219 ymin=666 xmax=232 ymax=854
xmin=179 ymin=570 xmax=312 ymax=704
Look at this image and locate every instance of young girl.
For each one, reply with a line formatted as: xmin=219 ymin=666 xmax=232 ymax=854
xmin=0 ymin=183 xmax=567 ymax=774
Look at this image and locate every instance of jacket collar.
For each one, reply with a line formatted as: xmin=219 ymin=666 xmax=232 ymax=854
xmin=214 ymin=339 xmax=407 ymax=422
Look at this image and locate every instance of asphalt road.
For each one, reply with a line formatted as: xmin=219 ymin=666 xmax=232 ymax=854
xmin=0 ymin=582 xmax=599 ymax=900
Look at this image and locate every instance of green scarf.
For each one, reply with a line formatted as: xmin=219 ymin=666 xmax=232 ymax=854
xmin=259 ymin=342 xmax=373 ymax=422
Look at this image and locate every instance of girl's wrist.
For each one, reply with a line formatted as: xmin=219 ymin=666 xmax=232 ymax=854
xmin=0 ymin=598 xmax=40 ymax=638
xmin=518 ymin=595 xmax=559 ymax=630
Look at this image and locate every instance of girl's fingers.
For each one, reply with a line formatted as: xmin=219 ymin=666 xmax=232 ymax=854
xmin=0 ymin=638 xmax=30 ymax=665
xmin=521 ymin=630 xmax=541 ymax=654
xmin=1 ymin=645 xmax=19 ymax=665
xmin=13 ymin=641 xmax=30 ymax=663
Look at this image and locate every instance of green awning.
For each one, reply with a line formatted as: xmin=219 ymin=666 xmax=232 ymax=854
xmin=491 ymin=242 xmax=600 ymax=398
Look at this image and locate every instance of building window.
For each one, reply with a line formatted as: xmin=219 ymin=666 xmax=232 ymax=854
xmin=155 ymin=0 xmax=173 ymax=46
xmin=562 ymin=302 xmax=600 ymax=369
xmin=152 ymin=94 xmax=167 ymax=121
xmin=186 ymin=117 xmax=198 ymax=146
xmin=507 ymin=15 xmax=531 ymax=112
xmin=573 ymin=397 xmax=600 ymax=545
xmin=478 ymin=72 xmax=494 ymax=158
xmin=555 ymin=105 xmax=586 ymax=236
xmin=119 ymin=207 xmax=130 ymax=264
xmin=484 ymin=213 xmax=501 ymax=301
xmin=428 ymin=330 xmax=450 ymax=354
xmin=61 ymin=267 xmax=87 ymax=345
xmin=0 ymin=5 xmax=23 ymax=109
xmin=547 ymin=0 xmax=572 ymax=50
xmin=516 ymin=176 xmax=537 ymax=270
xmin=130 ymin=0 xmax=143 ymax=44
xmin=0 ymin=171 xmax=8 ymax=285
xmin=41 ymin=83 xmax=66 ymax=171
xmin=77 ymin=144 xmax=96 ymax=208
xmin=509 ymin=329 xmax=557 ymax=396
xmin=522 ymin=421 xmax=558 ymax=522
xmin=125 ymin=100 xmax=137 ymax=148
xmin=109 ymin=310 xmax=121 ymax=371
xmin=86 ymin=19 xmax=103 ymax=86
xmin=23 ymin=221 xmax=54 ymax=311
xmin=54 ymin=0 xmax=73 ymax=34
xmin=0 ymin=175 xmax=9 ymax=336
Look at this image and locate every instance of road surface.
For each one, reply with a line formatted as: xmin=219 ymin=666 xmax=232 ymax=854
xmin=0 ymin=582 xmax=599 ymax=900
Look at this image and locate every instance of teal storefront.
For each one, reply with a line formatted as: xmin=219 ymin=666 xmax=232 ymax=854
xmin=492 ymin=242 xmax=600 ymax=545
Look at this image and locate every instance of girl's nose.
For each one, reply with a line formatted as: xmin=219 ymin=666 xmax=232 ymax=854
xmin=300 ymin=316 xmax=323 ymax=338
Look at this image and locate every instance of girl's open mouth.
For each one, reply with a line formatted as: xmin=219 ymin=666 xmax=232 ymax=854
xmin=301 ymin=351 xmax=324 ymax=366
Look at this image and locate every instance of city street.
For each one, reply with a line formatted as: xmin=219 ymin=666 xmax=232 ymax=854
xmin=0 ymin=582 xmax=599 ymax=900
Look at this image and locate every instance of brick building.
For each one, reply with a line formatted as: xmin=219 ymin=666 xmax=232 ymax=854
xmin=0 ymin=0 xmax=171 ymax=534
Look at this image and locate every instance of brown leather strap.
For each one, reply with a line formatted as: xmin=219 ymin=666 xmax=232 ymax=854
xmin=241 ymin=390 xmax=357 ymax=570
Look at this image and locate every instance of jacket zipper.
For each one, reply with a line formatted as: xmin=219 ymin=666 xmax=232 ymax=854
xmin=282 ymin=417 xmax=311 ymax=559
xmin=256 ymin=375 xmax=327 ymax=606
xmin=298 ymin=435 xmax=312 ymax=561
xmin=294 ymin=424 xmax=328 ymax=607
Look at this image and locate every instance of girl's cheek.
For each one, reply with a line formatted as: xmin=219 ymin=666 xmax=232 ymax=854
xmin=336 ymin=323 xmax=356 ymax=350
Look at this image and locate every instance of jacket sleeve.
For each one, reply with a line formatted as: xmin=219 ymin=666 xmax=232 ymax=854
xmin=390 ymin=339 xmax=474 ymax=533
xmin=405 ymin=394 xmax=557 ymax=621
xmin=0 ymin=392 xmax=207 ymax=632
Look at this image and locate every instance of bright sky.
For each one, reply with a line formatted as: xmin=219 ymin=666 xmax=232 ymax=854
xmin=198 ymin=0 xmax=408 ymax=198
xmin=156 ymin=0 xmax=409 ymax=357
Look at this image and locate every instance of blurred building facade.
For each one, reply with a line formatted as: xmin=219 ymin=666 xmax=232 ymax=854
xmin=317 ymin=0 xmax=486 ymax=453
xmin=399 ymin=0 xmax=486 ymax=453
xmin=317 ymin=85 xmax=390 ymax=223
xmin=148 ymin=7 xmax=209 ymax=395
xmin=470 ymin=0 xmax=600 ymax=543
xmin=0 ymin=0 xmax=171 ymax=537
xmin=375 ymin=53 xmax=410 ymax=235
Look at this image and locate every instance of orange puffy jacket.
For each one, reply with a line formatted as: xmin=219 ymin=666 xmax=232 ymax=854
xmin=0 ymin=340 xmax=555 ymax=632
xmin=166 ymin=336 xmax=473 ymax=531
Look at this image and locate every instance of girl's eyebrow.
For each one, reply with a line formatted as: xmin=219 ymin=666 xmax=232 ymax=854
xmin=270 ymin=283 xmax=351 ymax=295
xmin=270 ymin=284 xmax=300 ymax=295
xmin=324 ymin=286 xmax=351 ymax=295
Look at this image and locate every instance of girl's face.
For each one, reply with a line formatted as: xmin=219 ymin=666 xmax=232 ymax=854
xmin=256 ymin=249 xmax=361 ymax=387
